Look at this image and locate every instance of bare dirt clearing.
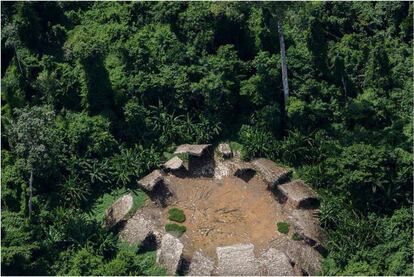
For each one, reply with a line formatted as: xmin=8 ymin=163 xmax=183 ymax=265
xmin=163 ymin=173 xmax=286 ymax=259
xmin=118 ymin=144 xmax=325 ymax=275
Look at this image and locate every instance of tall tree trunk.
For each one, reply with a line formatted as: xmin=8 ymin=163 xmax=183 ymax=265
xmin=278 ymin=21 xmax=289 ymax=105
xmin=28 ymin=169 xmax=33 ymax=218
xmin=341 ymin=74 xmax=348 ymax=105
xmin=278 ymin=21 xmax=289 ymax=133
xmin=14 ymin=45 xmax=23 ymax=74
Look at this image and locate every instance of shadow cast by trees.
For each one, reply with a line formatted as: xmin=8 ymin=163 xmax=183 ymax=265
xmin=81 ymin=54 xmax=115 ymax=116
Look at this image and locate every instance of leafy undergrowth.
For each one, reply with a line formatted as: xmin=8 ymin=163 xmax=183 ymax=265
xmin=88 ymin=188 xmax=147 ymax=223
xmin=138 ymin=251 xmax=168 ymax=276
xmin=165 ymin=223 xmax=187 ymax=236
xmin=114 ymin=243 xmax=168 ymax=276
xmin=229 ymin=141 xmax=247 ymax=160
xmin=277 ymin=221 xmax=290 ymax=234
xmin=168 ymin=208 xmax=186 ymax=223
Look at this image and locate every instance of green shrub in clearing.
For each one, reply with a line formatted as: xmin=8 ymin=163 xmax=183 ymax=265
xmin=277 ymin=221 xmax=290 ymax=234
xmin=168 ymin=208 xmax=186 ymax=223
xmin=165 ymin=223 xmax=186 ymax=236
xmin=292 ymin=232 xmax=303 ymax=241
xmin=229 ymin=141 xmax=248 ymax=160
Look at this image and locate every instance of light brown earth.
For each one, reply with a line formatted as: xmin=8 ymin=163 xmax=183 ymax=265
xmin=162 ymin=173 xmax=287 ymax=260
xmin=125 ymin=151 xmax=324 ymax=275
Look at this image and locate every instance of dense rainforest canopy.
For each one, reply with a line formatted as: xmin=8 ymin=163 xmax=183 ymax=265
xmin=1 ymin=1 xmax=413 ymax=276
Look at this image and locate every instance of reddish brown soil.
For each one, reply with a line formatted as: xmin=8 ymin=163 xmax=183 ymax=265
xmin=163 ymin=173 xmax=286 ymax=259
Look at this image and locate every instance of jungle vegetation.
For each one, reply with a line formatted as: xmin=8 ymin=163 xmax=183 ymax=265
xmin=1 ymin=1 xmax=413 ymax=276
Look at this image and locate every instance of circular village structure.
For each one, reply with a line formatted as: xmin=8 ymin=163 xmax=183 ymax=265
xmin=104 ymin=144 xmax=326 ymax=276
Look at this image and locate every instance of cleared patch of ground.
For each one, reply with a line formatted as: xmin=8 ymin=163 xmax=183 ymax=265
xmin=162 ymin=173 xmax=286 ymax=260
xmin=121 ymin=147 xmax=324 ymax=275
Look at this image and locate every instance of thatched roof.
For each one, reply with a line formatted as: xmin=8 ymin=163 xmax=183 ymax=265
xmin=252 ymin=158 xmax=292 ymax=189
xmin=174 ymin=144 xmax=211 ymax=157
xmin=119 ymin=213 xmax=156 ymax=245
xmin=188 ymin=251 xmax=215 ymax=276
xmin=104 ymin=193 xmax=133 ymax=229
xmin=138 ymin=170 xmax=163 ymax=191
xmin=156 ymin=233 xmax=184 ymax=274
xmin=216 ymin=243 xmax=259 ymax=276
xmin=278 ymin=180 xmax=318 ymax=209
xmin=217 ymin=143 xmax=232 ymax=158
xmin=163 ymin=156 xmax=184 ymax=171
xmin=259 ymin=248 xmax=294 ymax=276
xmin=269 ymin=237 xmax=323 ymax=276
xmin=286 ymin=208 xmax=327 ymax=253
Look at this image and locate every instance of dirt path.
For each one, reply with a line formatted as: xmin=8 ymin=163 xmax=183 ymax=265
xmin=163 ymin=173 xmax=286 ymax=260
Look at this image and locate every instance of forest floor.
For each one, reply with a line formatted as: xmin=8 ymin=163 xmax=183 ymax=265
xmin=162 ymin=173 xmax=287 ymax=260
